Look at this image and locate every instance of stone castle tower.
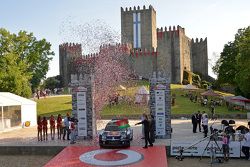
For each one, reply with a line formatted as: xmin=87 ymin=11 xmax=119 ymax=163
xmin=59 ymin=5 xmax=208 ymax=86
xmin=120 ymin=5 xmax=208 ymax=83
xmin=59 ymin=43 xmax=82 ymax=86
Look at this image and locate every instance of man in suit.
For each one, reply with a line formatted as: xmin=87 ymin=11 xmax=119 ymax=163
xmin=192 ymin=112 xmax=197 ymax=133
xmin=196 ymin=111 xmax=202 ymax=132
xmin=149 ymin=114 xmax=155 ymax=143
xmin=135 ymin=114 xmax=153 ymax=148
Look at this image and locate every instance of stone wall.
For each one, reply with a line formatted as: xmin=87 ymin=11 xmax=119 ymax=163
xmin=130 ymin=48 xmax=157 ymax=79
xmin=191 ymin=38 xmax=208 ymax=77
xmin=157 ymin=26 xmax=183 ymax=84
xmin=179 ymin=29 xmax=192 ymax=83
xmin=70 ymin=74 xmax=95 ymax=139
xmin=59 ymin=43 xmax=82 ymax=87
xmin=121 ymin=5 xmax=157 ymax=49
xmin=149 ymin=72 xmax=171 ymax=139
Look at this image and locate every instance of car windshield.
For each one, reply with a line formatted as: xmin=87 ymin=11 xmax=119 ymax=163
xmin=104 ymin=123 xmax=120 ymax=131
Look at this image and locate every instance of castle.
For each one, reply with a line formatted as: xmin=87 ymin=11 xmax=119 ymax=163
xmin=59 ymin=5 xmax=208 ymax=87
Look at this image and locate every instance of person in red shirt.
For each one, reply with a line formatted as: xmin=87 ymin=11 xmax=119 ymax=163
xmin=50 ymin=115 xmax=56 ymax=140
xmin=57 ymin=114 xmax=63 ymax=140
xmin=37 ymin=116 xmax=43 ymax=141
xmin=42 ymin=117 xmax=48 ymax=141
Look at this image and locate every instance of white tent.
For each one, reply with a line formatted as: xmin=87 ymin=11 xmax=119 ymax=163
xmin=135 ymin=86 xmax=149 ymax=104
xmin=0 ymin=92 xmax=37 ymax=131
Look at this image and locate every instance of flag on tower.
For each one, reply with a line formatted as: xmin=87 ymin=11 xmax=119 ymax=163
xmin=133 ymin=12 xmax=141 ymax=48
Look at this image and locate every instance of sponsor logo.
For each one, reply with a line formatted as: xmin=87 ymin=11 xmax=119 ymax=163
xmin=79 ymin=149 xmax=143 ymax=166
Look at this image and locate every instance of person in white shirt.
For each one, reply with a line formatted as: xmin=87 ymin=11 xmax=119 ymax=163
xmin=242 ymin=129 xmax=250 ymax=160
xmin=202 ymin=114 xmax=208 ymax=138
xmin=201 ymin=111 xmax=207 ymax=131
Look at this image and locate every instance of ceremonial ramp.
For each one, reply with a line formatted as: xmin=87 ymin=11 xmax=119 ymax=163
xmin=45 ymin=146 xmax=168 ymax=167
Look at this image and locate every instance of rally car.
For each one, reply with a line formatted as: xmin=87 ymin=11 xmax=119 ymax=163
xmin=99 ymin=118 xmax=133 ymax=148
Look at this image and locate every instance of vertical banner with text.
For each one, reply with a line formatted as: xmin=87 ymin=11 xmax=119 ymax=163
xmin=154 ymin=84 xmax=166 ymax=136
xmin=72 ymin=87 xmax=87 ymax=137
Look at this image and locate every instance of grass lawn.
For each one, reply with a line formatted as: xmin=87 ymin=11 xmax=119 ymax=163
xmin=36 ymin=82 xmax=247 ymax=117
xmin=36 ymin=95 xmax=72 ymax=117
xmin=102 ymin=103 xmax=149 ymax=117
xmin=171 ymin=88 xmax=245 ymax=115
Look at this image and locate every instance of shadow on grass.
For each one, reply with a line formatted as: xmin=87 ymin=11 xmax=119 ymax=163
xmin=64 ymin=101 xmax=72 ymax=104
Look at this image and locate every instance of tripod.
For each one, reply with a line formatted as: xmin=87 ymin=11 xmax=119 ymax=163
xmin=200 ymin=132 xmax=222 ymax=165
xmin=176 ymin=135 xmax=211 ymax=161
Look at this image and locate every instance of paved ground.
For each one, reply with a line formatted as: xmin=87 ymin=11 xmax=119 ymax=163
xmin=0 ymin=155 xmax=53 ymax=167
xmin=168 ymin=157 xmax=250 ymax=167
xmin=0 ymin=119 xmax=249 ymax=167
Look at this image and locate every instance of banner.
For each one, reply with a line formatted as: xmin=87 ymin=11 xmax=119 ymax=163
xmin=76 ymin=91 xmax=87 ymax=137
xmin=171 ymin=141 xmax=241 ymax=158
xmin=155 ymin=89 xmax=166 ymax=136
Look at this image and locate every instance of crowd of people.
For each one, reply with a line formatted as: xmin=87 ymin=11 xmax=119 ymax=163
xmin=37 ymin=113 xmax=78 ymax=144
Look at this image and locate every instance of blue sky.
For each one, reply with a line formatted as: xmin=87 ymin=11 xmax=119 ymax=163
xmin=1 ymin=0 xmax=250 ymax=78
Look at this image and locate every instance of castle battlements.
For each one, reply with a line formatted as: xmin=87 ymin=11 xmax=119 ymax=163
xmin=191 ymin=37 xmax=207 ymax=44
xmin=83 ymin=53 xmax=98 ymax=59
xmin=59 ymin=43 xmax=82 ymax=55
xmin=121 ymin=5 xmax=155 ymax=13
xmin=131 ymin=48 xmax=158 ymax=57
xmin=156 ymin=25 xmax=186 ymax=40
xmin=99 ymin=43 xmax=131 ymax=55
xmin=59 ymin=43 xmax=81 ymax=50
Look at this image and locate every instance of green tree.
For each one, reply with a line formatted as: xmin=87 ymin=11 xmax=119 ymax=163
xmin=0 ymin=28 xmax=54 ymax=97
xmin=235 ymin=27 xmax=250 ymax=98
xmin=213 ymin=42 xmax=238 ymax=85
xmin=213 ymin=27 xmax=250 ymax=98
xmin=43 ymin=75 xmax=62 ymax=90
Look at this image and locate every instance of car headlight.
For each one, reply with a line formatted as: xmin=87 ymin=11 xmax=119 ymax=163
xmin=121 ymin=132 xmax=126 ymax=139
xmin=101 ymin=133 xmax=107 ymax=140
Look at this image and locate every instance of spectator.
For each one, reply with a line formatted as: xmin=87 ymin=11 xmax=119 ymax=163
xmin=63 ymin=113 xmax=71 ymax=140
xmin=50 ymin=115 xmax=55 ymax=140
xmin=196 ymin=111 xmax=202 ymax=132
xmin=37 ymin=116 xmax=43 ymax=141
xmin=242 ymin=128 xmax=250 ymax=160
xmin=210 ymin=104 xmax=215 ymax=120
xmin=202 ymin=114 xmax=208 ymax=138
xmin=57 ymin=114 xmax=63 ymax=139
xmin=70 ymin=116 xmax=78 ymax=144
xmin=191 ymin=112 xmax=197 ymax=133
xmin=42 ymin=117 xmax=48 ymax=141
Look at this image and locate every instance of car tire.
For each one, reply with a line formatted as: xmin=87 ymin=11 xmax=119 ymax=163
xmin=99 ymin=144 xmax=104 ymax=148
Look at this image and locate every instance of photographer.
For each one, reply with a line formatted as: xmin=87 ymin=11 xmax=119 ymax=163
xmin=222 ymin=133 xmax=229 ymax=161
xmin=69 ymin=116 xmax=78 ymax=144
xmin=241 ymin=128 xmax=250 ymax=160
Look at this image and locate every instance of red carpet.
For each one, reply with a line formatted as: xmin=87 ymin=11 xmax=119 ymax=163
xmin=45 ymin=146 xmax=168 ymax=167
